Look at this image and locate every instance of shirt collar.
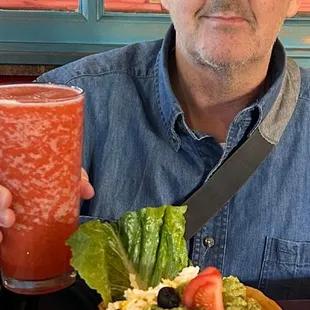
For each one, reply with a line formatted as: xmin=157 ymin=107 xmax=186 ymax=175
xmin=155 ymin=25 xmax=182 ymax=150
xmin=248 ymin=38 xmax=287 ymax=130
xmin=155 ymin=24 xmax=287 ymax=151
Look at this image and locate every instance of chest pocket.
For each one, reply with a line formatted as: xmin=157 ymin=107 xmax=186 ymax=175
xmin=258 ymin=236 xmax=310 ymax=300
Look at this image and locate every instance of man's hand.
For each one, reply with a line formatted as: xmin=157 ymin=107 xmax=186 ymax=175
xmin=0 ymin=168 xmax=95 ymax=243
xmin=81 ymin=168 xmax=95 ymax=200
xmin=0 ymin=185 xmax=15 ymax=242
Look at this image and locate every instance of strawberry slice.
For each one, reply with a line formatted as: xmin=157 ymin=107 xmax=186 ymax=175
xmin=182 ymin=266 xmax=223 ymax=309
xmin=193 ymin=278 xmax=223 ymax=310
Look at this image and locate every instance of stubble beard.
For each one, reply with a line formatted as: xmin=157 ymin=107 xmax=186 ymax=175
xmin=176 ymin=17 xmax=286 ymax=82
xmin=177 ymin=30 xmax=256 ymax=81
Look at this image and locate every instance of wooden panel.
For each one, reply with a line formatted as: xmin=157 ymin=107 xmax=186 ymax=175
xmin=104 ymin=0 xmax=309 ymax=15
xmin=0 ymin=64 xmax=57 ymax=76
xmin=104 ymin=0 xmax=166 ymax=13
xmin=0 ymin=76 xmax=34 ymax=84
xmin=299 ymin=0 xmax=310 ymax=13
xmin=0 ymin=0 xmax=308 ymax=14
xmin=0 ymin=0 xmax=78 ymax=11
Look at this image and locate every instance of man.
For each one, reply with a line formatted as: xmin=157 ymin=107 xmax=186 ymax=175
xmin=0 ymin=0 xmax=308 ymax=300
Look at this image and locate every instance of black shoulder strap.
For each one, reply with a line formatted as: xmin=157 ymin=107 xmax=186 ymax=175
xmin=183 ymin=57 xmax=302 ymax=240
xmin=183 ymin=129 xmax=273 ymax=240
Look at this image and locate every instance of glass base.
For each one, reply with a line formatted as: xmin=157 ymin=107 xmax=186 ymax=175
xmin=1 ymin=270 xmax=76 ymax=295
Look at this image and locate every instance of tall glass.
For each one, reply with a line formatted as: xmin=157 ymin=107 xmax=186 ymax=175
xmin=0 ymin=83 xmax=84 ymax=295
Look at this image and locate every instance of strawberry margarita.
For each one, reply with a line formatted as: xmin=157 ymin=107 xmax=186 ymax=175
xmin=0 ymin=83 xmax=84 ymax=294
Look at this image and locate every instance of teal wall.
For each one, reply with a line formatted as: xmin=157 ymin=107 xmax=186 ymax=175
xmin=0 ymin=1 xmax=309 ymax=67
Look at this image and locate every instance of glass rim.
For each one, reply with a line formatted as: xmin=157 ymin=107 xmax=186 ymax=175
xmin=0 ymin=82 xmax=85 ymax=105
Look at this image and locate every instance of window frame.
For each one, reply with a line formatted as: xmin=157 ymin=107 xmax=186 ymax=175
xmin=0 ymin=0 xmax=309 ymax=67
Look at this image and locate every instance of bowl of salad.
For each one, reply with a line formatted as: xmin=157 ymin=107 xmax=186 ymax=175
xmin=66 ymin=205 xmax=281 ymax=310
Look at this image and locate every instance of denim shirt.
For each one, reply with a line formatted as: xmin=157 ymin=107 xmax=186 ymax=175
xmin=37 ymin=26 xmax=310 ymax=300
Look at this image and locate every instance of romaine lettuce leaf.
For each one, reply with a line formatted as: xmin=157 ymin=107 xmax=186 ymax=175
xmin=150 ymin=205 xmax=188 ymax=287
xmin=66 ymin=220 xmax=140 ymax=306
xmin=67 ymin=205 xmax=189 ymax=306
xmin=136 ymin=206 xmax=166 ymax=289
xmin=119 ymin=211 xmax=142 ymax=272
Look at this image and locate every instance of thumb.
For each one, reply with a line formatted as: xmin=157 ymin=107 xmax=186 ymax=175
xmin=80 ymin=168 xmax=95 ymax=200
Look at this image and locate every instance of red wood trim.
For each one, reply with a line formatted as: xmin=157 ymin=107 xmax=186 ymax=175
xmin=0 ymin=0 xmax=306 ymax=13
xmin=299 ymin=2 xmax=310 ymax=11
xmin=105 ymin=2 xmax=164 ymax=13
xmin=0 ymin=0 xmax=167 ymax=12
xmin=0 ymin=0 xmax=77 ymax=10
xmin=0 ymin=76 xmax=35 ymax=84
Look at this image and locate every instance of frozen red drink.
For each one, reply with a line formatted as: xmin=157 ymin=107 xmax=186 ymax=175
xmin=0 ymin=83 xmax=84 ymax=294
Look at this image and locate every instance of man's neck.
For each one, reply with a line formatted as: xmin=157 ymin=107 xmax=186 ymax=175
xmin=169 ymin=46 xmax=272 ymax=143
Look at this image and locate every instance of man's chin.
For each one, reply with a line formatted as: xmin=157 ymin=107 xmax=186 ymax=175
xmin=192 ymin=49 xmax=254 ymax=70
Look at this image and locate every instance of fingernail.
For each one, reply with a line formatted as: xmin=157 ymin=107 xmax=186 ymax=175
xmin=82 ymin=176 xmax=89 ymax=183
xmin=0 ymin=212 xmax=8 ymax=226
xmin=0 ymin=190 xmax=8 ymax=209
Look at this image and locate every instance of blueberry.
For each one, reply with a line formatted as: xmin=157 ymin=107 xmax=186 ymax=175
xmin=157 ymin=287 xmax=181 ymax=309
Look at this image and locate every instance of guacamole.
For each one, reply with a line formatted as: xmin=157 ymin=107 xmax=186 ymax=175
xmin=223 ymin=276 xmax=262 ymax=310
xmin=147 ymin=277 xmax=261 ymax=310
xmin=147 ymin=307 xmax=186 ymax=310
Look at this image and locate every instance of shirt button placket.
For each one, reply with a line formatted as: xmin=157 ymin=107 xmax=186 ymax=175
xmin=195 ymin=204 xmax=229 ymax=272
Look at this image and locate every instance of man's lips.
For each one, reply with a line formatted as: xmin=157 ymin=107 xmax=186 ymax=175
xmin=203 ymin=13 xmax=248 ymax=24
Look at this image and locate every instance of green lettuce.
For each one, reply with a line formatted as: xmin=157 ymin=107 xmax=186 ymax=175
xmin=150 ymin=205 xmax=188 ymax=287
xmin=136 ymin=206 xmax=166 ymax=289
xmin=66 ymin=205 xmax=189 ymax=307
xmin=66 ymin=220 xmax=140 ymax=304
xmin=119 ymin=210 xmax=142 ymax=272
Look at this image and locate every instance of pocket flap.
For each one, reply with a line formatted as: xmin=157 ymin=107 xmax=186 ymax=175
xmin=258 ymin=237 xmax=310 ymax=300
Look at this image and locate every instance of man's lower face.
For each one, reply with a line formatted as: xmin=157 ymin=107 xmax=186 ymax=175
xmin=182 ymin=24 xmax=258 ymax=67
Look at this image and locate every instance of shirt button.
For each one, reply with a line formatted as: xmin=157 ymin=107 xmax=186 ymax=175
xmin=203 ymin=236 xmax=215 ymax=248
